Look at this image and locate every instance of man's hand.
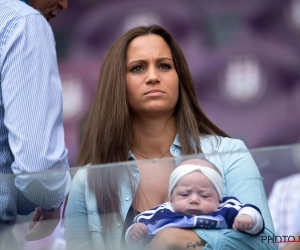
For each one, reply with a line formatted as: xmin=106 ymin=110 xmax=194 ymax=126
xmin=25 ymin=207 xmax=60 ymax=241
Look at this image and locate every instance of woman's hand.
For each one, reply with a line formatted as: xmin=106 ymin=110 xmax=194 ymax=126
xmin=145 ymin=228 xmax=205 ymax=250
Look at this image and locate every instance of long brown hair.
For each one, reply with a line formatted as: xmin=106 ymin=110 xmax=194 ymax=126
xmin=76 ymin=24 xmax=229 ymax=236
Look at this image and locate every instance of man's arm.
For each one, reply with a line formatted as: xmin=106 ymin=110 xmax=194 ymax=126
xmin=2 ymin=11 xmax=70 ymax=210
xmin=281 ymin=232 xmax=300 ymax=250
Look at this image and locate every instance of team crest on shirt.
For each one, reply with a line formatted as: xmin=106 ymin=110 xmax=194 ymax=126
xmin=196 ymin=217 xmax=219 ymax=228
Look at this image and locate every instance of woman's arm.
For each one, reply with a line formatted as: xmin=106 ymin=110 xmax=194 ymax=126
xmin=65 ymin=169 xmax=103 ymax=250
xmin=194 ymin=138 xmax=276 ymax=249
xmin=145 ymin=228 xmax=205 ymax=250
xmin=221 ymin=139 xmax=274 ymax=232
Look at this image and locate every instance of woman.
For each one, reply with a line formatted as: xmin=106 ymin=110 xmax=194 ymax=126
xmin=65 ymin=25 xmax=276 ymax=250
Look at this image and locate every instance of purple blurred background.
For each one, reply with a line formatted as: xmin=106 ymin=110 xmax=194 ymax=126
xmin=49 ymin=0 xmax=300 ymax=170
xmin=13 ymin=3 xmax=300 ymax=248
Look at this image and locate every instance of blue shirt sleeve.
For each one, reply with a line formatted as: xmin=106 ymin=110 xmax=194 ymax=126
xmin=1 ymin=12 xmax=71 ymax=209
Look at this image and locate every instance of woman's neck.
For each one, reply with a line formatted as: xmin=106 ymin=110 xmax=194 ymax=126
xmin=131 ymin=115 xmax=176 ymax=159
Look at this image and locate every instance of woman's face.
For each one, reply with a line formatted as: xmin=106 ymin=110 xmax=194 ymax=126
xmin=126 ymin=34 xmax=179 ymax=117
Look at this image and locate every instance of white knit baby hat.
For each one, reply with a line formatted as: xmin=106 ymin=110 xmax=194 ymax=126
xmin=168 ymin=164 xmax=223 ymax=200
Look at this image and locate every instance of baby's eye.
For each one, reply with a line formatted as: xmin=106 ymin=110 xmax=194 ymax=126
xmin=131 ymin=65 xmax=144 ymax=72
xmin=180 ymin=193 xmax=189 ymax=197
xmin=201 ymin=194 xmax=209 ymax=198
xmin=159 ymin=64 xmax=171 ymax=71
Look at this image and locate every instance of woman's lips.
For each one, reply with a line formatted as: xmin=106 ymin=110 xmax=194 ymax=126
xmin=144 ymin=89 xmax=164 ymax=96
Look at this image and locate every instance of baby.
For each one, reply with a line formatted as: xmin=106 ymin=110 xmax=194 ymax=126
xmin=125 ymin=158 xmax=264 ymax=246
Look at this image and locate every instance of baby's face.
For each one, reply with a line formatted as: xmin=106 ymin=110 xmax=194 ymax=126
xmin=170 ymin=171 xmax=219 ymax=216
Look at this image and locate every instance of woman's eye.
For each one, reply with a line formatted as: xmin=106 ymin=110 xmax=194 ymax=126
xmin=159 ymin=64 xmax=171 ymax=70
xmin=131 ymin=65 xmax=144 ymax=72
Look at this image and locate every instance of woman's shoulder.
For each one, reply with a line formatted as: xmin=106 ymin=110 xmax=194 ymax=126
xmin=69 ymin=165 xmax=97 ymax=202
xmin=71 ymin=165 xmax=90 ymax=183
xmin=200 ymin=135 xmax=248 ymax=154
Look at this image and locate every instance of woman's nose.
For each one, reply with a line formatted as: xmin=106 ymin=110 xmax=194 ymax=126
xmin=146 ymin=67 xmax=159 ymax=84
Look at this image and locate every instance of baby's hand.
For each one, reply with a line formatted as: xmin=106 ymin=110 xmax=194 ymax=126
xmin=233 ymin=214 xmax=254 ymax=231
xmin=128 ymin=222 xmax=148 ymax=242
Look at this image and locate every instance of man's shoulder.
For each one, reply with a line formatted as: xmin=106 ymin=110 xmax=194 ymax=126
xmin=0 ymin=0 xmax=40 ymax=19
xmin=272 ymin=172 xmax=300 ymax=188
